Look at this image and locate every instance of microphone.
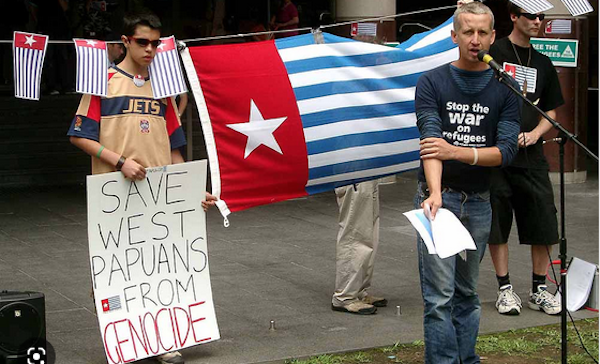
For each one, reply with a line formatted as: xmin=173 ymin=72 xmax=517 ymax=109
xmin=477 ymin=50 xmax=509 ymax=77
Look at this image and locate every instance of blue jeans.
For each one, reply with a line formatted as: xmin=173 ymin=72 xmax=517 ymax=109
xmin=414 ymin=182 xmax=491 ymax=364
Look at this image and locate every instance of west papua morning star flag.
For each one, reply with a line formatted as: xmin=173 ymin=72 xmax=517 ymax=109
xmin=149 ymin=36 xmax=188 ymax=99
xmin=181 ymin=19 xmax=457 ymax=217
xmin=74 ymin=38 xmax=108 ymax=96
xmin=13 ymin=31 xmax=48 ymax=100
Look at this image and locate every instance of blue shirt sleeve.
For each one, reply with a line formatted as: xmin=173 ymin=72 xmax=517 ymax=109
xmin=66 ymin=115 xmax=100 ymax=142
xmin=415 ymin=74 xmax=442 ymax=139
xmin=495 ymin=89 xmax=521 ymax=167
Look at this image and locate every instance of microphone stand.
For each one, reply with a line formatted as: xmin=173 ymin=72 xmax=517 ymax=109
xmin=495 ymin=73 xmax=599 ymax=364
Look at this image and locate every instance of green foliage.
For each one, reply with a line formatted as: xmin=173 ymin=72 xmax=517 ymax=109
xmin=286 ymin=318 xmax=598 ymax=364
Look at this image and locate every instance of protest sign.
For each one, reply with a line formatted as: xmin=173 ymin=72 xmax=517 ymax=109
xmin=86 ymin=160 xmax=219 ymax=363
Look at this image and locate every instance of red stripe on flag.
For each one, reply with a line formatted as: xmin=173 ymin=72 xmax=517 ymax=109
xmin=189 ymin=41 xmax=309 ymax=212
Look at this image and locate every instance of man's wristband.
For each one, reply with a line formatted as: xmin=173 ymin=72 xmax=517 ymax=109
xmin=470 ymin=147 xmax=478 ymax=166
xmin=116 ymin=156 xmax=126 ymax=171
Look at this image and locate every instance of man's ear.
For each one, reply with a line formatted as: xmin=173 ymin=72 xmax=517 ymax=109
xmin=121 ymin=35 xmax=129 ymax=48
xmin=451 ymin=30 xmax=458 ymax=44
xmin=491 ymin=29 xmax=496 ymax=45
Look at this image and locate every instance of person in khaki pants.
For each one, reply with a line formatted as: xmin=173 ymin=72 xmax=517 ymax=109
xmin=331 ymin=180 xmax=387 ymax=314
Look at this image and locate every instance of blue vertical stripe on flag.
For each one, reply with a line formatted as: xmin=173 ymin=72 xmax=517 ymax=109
xmin=14 ymin=46 xmax=45 ymax=100
xmin=275 ymin=18 xmax=457 ymax=194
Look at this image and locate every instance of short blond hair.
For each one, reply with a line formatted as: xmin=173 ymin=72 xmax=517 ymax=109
xmin=453 ymin=2 xmax=495 ymax=31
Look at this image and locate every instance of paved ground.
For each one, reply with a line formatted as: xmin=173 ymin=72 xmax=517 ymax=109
xmin=0 ymin=170 xmax=597 ymax=364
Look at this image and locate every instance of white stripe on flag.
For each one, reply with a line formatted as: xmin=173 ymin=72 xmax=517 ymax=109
xmin=306 ymin=160 xmax=420 ymax=186
xmin=509 ymin=0 xmax=553 ymax=14
xmin=308 ymin=138 xmax=419 ymax=168
xmin=278 ymin=42 xmax=396 ymax=63
xmin=288 ymin=48 xmax=458 ymax=88
xmin=405 ymin=23 xmax=453 ymax=52
xmin=303 ymin=113 xmax=416 ymax=142
xmin=561 ymin=0 xmax=593 ymax=15
xmin=297 ymin=87 xmax=416 ymax=116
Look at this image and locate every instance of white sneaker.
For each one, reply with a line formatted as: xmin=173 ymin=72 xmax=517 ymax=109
xmin=156 ymin=351 xmax=184 ymax=364
xmin=495 ymin=284 xmax=522 ymax=315
xmin=528 ymin=285 xmax=561 ymax=315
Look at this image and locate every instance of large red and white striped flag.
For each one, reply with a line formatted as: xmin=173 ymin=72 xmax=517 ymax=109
xmin=149 ymin=36 xmax=188 ymax=99
xmin=13 ymin=31 xmax=48 ymax=100
xmin=74 ymin=39 xmax=108 ymax=96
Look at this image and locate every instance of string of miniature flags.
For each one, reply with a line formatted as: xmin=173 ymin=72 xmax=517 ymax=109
xmin=6 ymin=0 xmax=594 ymax=101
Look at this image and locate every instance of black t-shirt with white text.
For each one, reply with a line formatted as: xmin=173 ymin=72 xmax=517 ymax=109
xmin=490 ymin=37 xmax=564 ymax=169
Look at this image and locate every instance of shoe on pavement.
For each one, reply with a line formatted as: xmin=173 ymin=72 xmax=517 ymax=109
xmin=156 ymin=351 xmax=184 ymax=364
xmin=332 ymin=300 xmax=377 ymax=315
xmin=528 ymin=285 xmax=561 ymax=315
xmin=362 ymin=294 xmax=388 ymax=307
xmin=495 ymin=284 xmax=522 ymax=315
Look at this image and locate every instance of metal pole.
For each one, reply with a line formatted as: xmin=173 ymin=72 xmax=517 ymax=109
xmin=559 ymin=138 xmax=568 ymax=364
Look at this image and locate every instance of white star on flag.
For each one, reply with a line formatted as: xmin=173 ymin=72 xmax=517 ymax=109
xmin=157 ymin=43 xmax=166 ymax=51
xmin=86 ymin=40 xmax=98 ymax=47
xmin=24 ymin=35 xmax=36 ymax=47
xmin=507 ymin=70 xmax=514 ymax=77
xmin=227 ymin=99 xmax=287 ymax=159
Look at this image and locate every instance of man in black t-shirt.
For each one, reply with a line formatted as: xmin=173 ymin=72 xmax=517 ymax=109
xmin=488 ymin=3 xmax=564 ymax=317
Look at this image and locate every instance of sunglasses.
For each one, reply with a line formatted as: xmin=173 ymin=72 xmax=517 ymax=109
xmin=128 ymin=37 xmax=161 ymax=48
xmin=518 ymin=12 xmax=546 ymax=21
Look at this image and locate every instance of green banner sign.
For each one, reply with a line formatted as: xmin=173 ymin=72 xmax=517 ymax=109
xmin=530 ymin=38 xmax=579 ymax=67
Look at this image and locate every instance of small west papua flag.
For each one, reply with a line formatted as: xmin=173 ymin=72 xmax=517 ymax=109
xmin=74 ymin=39 xmax=108 ymax=96
xmin=350 ymin=22 xmax=377 ymax=37
xmin=561 ymin=0 xmax=593 ymax=16
xmin=149 ymin=36 xmax=188 ymax=99
xmin=545 ymin=19 xmax=572 ymax=34
xmin=101 ymin=295 xmax=121 ymax=313
xmin=13 ymin=31 xmax=49 ymax=100
xmin=504 ymin=62 xmax=537 ymax=94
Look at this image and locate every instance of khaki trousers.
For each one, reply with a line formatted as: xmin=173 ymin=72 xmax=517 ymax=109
xmin=332 ymin=180 xmax=380 ymax=304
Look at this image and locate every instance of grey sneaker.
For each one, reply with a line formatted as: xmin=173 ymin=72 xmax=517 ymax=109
xmin=528 ymin=285 xmax=561 ymax=315
xmin=495 ymin=284 xmax=522 ymax=315
xmin=332 ymin=300 xmax=377 ymax=315
xmin=361 ymin=294 xmax=388 ymax=307
xmin=156 ymin=351 xmax=184 ymax=364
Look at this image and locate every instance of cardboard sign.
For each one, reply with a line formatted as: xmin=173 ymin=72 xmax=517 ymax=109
xmin=86 ymin=160 xmax=219 ymax=363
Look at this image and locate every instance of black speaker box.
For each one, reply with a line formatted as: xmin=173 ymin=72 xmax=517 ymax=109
xmin=0 ymin=291 xmax=46 ymax=364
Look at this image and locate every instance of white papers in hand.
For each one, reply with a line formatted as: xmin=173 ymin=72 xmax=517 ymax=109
xmin=403 ymin=208 xmax=476 ymax=259
xmin=566 ymin=257 xmax=598 ymax=312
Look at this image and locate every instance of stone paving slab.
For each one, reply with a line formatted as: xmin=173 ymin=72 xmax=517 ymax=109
xmin=0 ymin=171 xmax=597 ymax=364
